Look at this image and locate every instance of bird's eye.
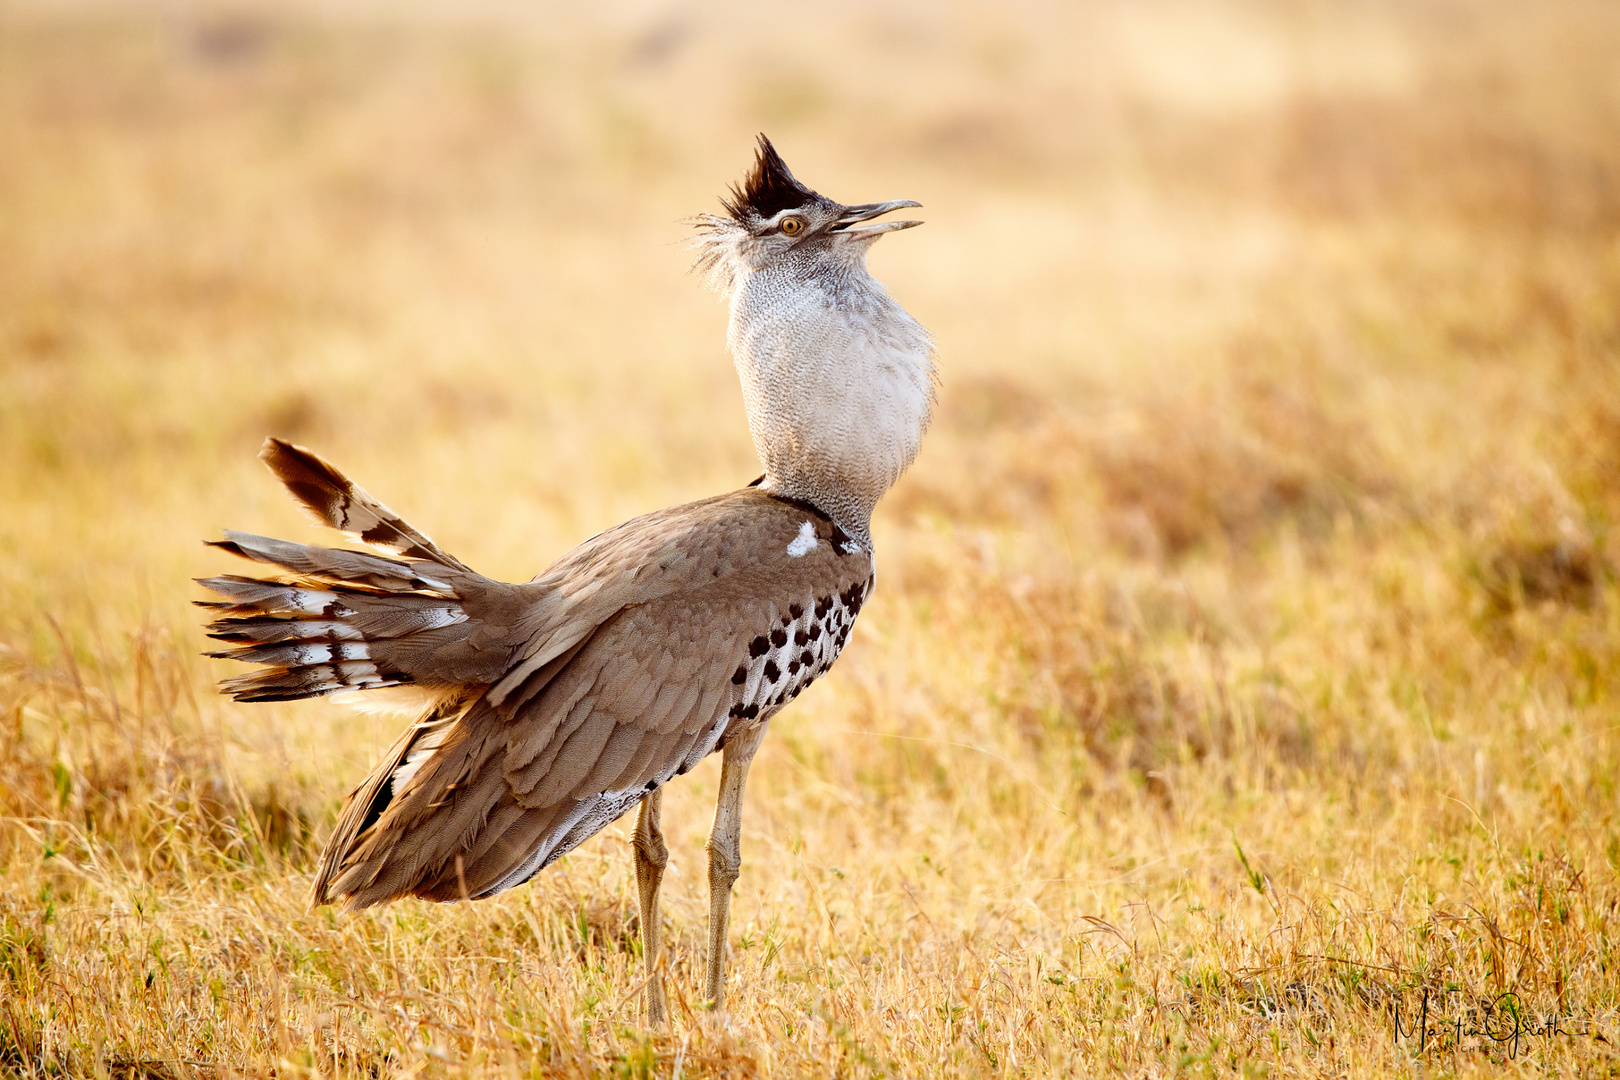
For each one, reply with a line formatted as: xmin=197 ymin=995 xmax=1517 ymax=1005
xmin=779 ymin=216 xmax=804 ymax=236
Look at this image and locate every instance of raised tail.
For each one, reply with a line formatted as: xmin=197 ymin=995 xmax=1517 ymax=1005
xmin=197 ymin=439 xmax=531 ymax=704
xmin=258 ymin=437 xmax=473 ymax=572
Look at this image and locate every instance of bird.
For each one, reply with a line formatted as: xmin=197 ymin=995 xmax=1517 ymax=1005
xmin=196 ymin=135 xmax=935 ymax=1024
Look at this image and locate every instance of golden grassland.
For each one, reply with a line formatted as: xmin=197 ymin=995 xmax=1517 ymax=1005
xmin=3 ymin=1 xmax=1620 ymax=1075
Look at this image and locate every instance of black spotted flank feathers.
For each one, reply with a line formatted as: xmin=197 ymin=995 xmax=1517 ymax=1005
xmin=722 ymin=134 xmax=818 ymax=222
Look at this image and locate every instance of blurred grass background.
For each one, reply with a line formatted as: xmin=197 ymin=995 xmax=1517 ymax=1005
xmin=2 ymin=0 xmax=1619 ymax=1075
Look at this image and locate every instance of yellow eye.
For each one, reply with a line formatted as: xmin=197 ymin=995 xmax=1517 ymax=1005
xmin=779 ymin=216 xmax=804 ymax=236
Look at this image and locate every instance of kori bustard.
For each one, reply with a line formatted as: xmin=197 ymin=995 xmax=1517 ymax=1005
xmin=197 ymin=136 xmax=934 ymax=1023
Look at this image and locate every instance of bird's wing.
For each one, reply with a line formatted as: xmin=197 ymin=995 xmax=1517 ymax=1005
xmin=482 ymin=491 xmax=807 ymax=711
xmin=315 ymin=488 xmax=875 ymax=907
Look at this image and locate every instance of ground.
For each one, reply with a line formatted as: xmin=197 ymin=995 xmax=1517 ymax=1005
xmin=2 ymin=1 xmax=1619 ymax=1076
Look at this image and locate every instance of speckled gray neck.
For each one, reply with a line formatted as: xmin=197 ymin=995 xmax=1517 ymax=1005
xmin=723 ymin=244 xmax=935 ymax=549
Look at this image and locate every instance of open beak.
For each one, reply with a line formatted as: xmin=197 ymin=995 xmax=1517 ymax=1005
xmin=827 ymin=199 xmax=923 ymax=239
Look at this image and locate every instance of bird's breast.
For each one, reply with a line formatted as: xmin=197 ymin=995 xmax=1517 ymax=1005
xmin=720 ymin=568 xmax=873 ymax=732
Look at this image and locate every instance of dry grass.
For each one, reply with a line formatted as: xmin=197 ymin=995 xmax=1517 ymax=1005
xmin=3 ymin=0 xmax=1620 ymax=1075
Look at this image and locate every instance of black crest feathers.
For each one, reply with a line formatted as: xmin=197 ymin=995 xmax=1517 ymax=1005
xmin=721 ymin=134 xmax=817 ymax=223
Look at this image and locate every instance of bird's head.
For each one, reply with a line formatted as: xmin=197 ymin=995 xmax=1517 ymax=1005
xmin=692 ymin=135 xmax=922 ymax=292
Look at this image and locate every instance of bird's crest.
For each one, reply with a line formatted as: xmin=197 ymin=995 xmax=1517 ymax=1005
xmin=721 ymin=134 xmax=817 ymax=222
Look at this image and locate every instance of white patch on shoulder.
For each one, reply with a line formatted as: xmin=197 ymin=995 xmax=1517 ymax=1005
xmin=786 ymin=520 xmax=819 ymax=558
xmin=840 ymin=539 xmax=863 ymax=555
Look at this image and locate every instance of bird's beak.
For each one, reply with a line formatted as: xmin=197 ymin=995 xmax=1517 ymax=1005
xmin=828 ymin=199 xmax=924 ymax=239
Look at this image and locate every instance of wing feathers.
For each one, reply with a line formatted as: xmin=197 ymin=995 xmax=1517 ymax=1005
xmin=310 ymin=699 xmax=464 ymax=904
xmin=328 ymin=719 xmax=512 ymax=905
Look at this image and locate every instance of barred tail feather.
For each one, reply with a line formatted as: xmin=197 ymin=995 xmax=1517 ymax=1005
xmin=198 ymin=573 xmax=461 ymax=702
xmin=197 ymin=444 xmax=517 ymax=705
xmin=261 ymin=437 xmax=472 ymax=572
xmin=206 ymin=532 xmax=456 ymax=594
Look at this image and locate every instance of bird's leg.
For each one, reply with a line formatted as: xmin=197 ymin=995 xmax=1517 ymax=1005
xmin=704 ymin=721 xmax=769 ymax=1012
xmin=633 ymin=788 xmax=669 ymax=1026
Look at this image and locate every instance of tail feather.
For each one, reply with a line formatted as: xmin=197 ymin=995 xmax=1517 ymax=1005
xmin=198 ymin=443 xmax=522 ymax=705
xmin=198 ymin=577 xmax=469 ymax=641
xmin=193 ymin=575 xmax=352 ymax=615
xmin=261 ymin=438 xmax=472 ymax=572
xmin=207 ymin=531 xmax=454 ymax=594
xmin=220 ymin=660 xmax=405 ymax=703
